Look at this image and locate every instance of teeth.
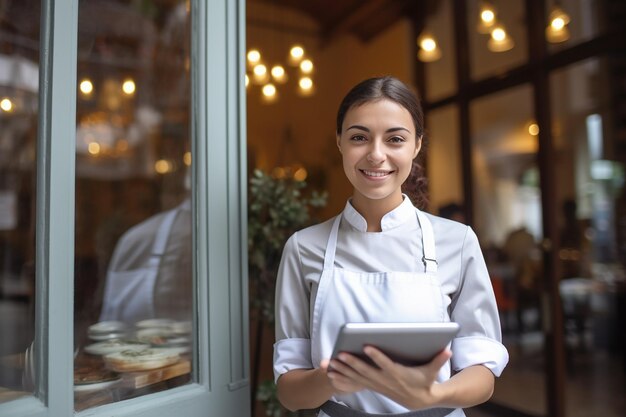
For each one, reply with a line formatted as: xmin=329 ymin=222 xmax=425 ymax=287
xmin=362 ymin=170 xmax=390 ymax=177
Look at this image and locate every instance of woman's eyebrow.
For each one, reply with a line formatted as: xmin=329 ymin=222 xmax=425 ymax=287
xmin=346 ymin=125 xmax=411 ymax=134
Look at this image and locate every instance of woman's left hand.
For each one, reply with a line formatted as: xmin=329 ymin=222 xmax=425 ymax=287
xmin=327 ymin=347 xmax=452 ymax=410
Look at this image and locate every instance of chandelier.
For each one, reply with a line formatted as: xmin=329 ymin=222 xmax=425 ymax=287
xmin=245 ymin=45 xmax=315 ymax=104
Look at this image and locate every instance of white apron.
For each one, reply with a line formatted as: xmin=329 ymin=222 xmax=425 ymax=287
xmin=100 ymin=207 xmax=179 ymax=324
xmin=311 ymin=209 xmax=456 ymax=416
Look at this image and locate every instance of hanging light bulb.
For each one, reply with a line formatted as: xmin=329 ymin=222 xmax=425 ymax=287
xmin=261 ymin=83 xmax=278 ymax=103
xmin=488 ymin=24 xmax=514 ymax=52
xmin=288 ymin=45 xmax=305 ymax=66
xmin=477 ymin=1 xmax=497 ymax=34
xmin=0 ymin=97 xmax=13 ymax=112
xmin=298 ymin=77 xmax=314 ymax=97
xmin=247 ymin=49 xmax=261 ymax=67
xmin=252 ymin=64 xmax=269 ymax=84
xmin=417 ymin=32 xmax=442 ymax=62
xmin=271 ymin=65 xmax=288 ymax=84
xmin=546 ymin=4 xmax=571 ymax=43
xmin=300 ymin=59 xmax=314 ymax=74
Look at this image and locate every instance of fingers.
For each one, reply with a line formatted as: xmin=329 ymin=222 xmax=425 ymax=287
xmin=363 ymin=346 xmax=394 ymax=369
xmin=427 ymin=349 xmax=452 ymax=373
xmin=320 ymin=359 xmax=330 ymax=371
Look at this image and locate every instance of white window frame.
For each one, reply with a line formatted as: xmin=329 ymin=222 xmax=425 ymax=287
xmin=0 ymin=0 xmax=249 ymax=416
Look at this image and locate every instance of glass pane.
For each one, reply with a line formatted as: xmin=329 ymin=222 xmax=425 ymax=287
xmin=422 ymin=0 xmax=456 ymax=102
xmin=470 ymin=85 xmax=547 ymax=415
xmin=551 ymin=58 xmax=625 ymax=417
xmin=73 ymin=0 xmax=192 ymax=410
xmin=546 ymin=0 xmax=605 ymax=53
xmin=468 ymin=0 xmax=528 ymax=80
xmin=0 ymin=0 xmax=40 ymax=404
xmin=426 ymin=105 xmax=465 ymax=220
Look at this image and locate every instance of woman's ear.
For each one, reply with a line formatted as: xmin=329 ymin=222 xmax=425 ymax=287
xmin=413 ymin=135 xmax=423 ymax=158
xmin=336 ymin=134 xmax=342 ymax=153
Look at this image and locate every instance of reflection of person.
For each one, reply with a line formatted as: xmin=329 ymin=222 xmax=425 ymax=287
xmin=273 ymin=77 xmax=508 ymax=416
xmin=559 ymin=198 xmax=590 ymax=279
xmin=99 ymin=198 xmax=191 ymax=324
xmin=503 ymin=226 xmax=541 ymax=332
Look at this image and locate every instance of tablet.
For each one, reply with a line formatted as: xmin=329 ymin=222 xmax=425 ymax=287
xmin=330 ymin=322 xmax=460 ymax=367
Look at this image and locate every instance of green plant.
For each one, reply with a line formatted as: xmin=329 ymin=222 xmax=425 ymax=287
xmin=248 ymin=169 xmax=327 ymax=324
xmin=248 ymin=169 xmax=327 ymax=417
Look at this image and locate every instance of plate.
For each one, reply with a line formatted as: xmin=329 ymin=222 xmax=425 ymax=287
xmin=135 ymin=318 xmax=175 ymax=329
xmin=88 ymin=321 xmax=127 ymax=334
xmin=85 ymin=340 xmax=150 ymax=355
xmin=88 ymin=332 xmax=126 ymax=341
xmin=104 ymin=348 xmax=180 ymax=372
xmin=74 ymin=367 xmax=121 ymax=392
xmin=74 ymin=378 xmax=121 ymax=392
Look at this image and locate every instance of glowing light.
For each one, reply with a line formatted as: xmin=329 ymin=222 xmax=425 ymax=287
xmin=481 ymin=10 xmax=495 ymax=24
xmin=88 ymin=142 xmax=101 ymax=155
xmin=245 ymin=74 xmax=249 ymax=88
xmin=262 ymin=83 xmax=277 ymax=103
xmin=122 ymin=79 xmax=136 ymax=95
xmin=79 ymin=79 xmax=93 ymax=95
xmin=262 ymin=84 xmax=276 ymax=97
xmin=155 ymin=159 xmax=172 ymax=174
xmin=299 ymin=77 xmax=313 ymax=90
xmin=546 ymin=6 xmax=571 ymax=44
xmin=293 ymin=167 xmax=308 ymax=182
xmin=528 ymin=123 xmax=540 ymax=136
xmin=477 ymin=2 xmax=497 ymax=34
xmin=271 ymin=65 xmax=287 ymax=83
xmin=253 ymin=64 xmax=269 ymax=84
xmin=417 ymin=33 xmax=441 ymax=62
xmin=247 ymin=49 xmax=261 ymax=64
xmin=0 ymin=98 xmax=13 ymax=112
xmin=288 ymin=45 xmax=304 ymax=66
xmin=300 ymin=59 xmax=313 ymax=74
xmin=183 ymin=151 xmax=192 ymax=166
xmin=488 ymin=25 xmax=514 ymax=52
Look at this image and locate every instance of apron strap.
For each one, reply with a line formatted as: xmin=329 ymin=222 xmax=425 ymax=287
xmin=320 ymin=401 xmax=453 ymax=417
xmin=323 ymin=215 xmax=342 ymax=270
xmin=416 ymin=210 xmax=437 ymax=274
xmin=147 ymin=208 xmax=180 ymax=268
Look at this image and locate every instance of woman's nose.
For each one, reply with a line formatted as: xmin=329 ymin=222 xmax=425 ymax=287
xmin=367 ymin=143 xmax=385 ymax=164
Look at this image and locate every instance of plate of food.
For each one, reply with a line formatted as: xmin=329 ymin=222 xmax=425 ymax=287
xmin=135 ymin=318 xmax=175 ymax=329
xmin=104 ymin=348 xmax=181 ymax=372
xmin=74 ymin=366 xmax=121 ymax=392
xmin=84 ymin=339 xmax=150 ymax=356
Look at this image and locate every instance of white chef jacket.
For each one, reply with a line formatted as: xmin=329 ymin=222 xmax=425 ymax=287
xmin=273 ymin=196 xmax=509 ymax=413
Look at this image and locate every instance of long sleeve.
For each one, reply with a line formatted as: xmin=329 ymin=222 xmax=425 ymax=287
xmin=449 ymin=227 xmax=509 ymax=376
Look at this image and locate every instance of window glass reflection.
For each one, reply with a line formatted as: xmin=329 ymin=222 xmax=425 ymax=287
xmin=551 ymin=58 xmax=625 ymax=417
xmin=0 ymin=0 xmax=40 ymax=404
xmin=470 ymin=85 xmax=547 ymax=415
xmin=73 ymin=0 xmax=192 ymax=410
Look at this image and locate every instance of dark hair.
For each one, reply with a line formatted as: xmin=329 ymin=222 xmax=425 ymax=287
xmin=336 ymin=76 xmax=424 ymax=137
xmin=336 ymin=76 xmax=428 ymax=208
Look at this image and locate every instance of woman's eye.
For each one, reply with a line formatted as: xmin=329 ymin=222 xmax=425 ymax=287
xmin=350 ymin=135 xmax=367 ymax=142
xmin=388 ymin=136 xmax=405 ymax=143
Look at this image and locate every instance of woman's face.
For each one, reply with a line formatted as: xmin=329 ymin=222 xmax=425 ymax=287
xmin=337 ymin=99 xmax=421 ymax=206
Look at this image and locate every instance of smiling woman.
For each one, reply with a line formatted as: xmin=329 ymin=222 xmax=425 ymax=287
xmin=272 ymin=76 xmax=508 ymax=417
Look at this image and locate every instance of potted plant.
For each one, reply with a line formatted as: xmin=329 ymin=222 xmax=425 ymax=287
xmin=248 ymin=169 xmax=326 ymax=416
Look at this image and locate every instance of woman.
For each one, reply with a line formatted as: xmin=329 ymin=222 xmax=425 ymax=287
xmin=273 ymin=76 xmax=508 ymax=417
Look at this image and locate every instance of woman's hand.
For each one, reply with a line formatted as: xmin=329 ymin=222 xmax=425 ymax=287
xmin=324 ymin=347 xmax=452 ymax=410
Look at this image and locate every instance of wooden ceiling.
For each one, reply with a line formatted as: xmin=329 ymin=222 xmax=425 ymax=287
xmin=248 ymin=0 xmax=422 ymax=43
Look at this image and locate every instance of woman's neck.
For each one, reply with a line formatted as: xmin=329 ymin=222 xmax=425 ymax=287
xmin=351 ymin=193 xmax=404 ymax=232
